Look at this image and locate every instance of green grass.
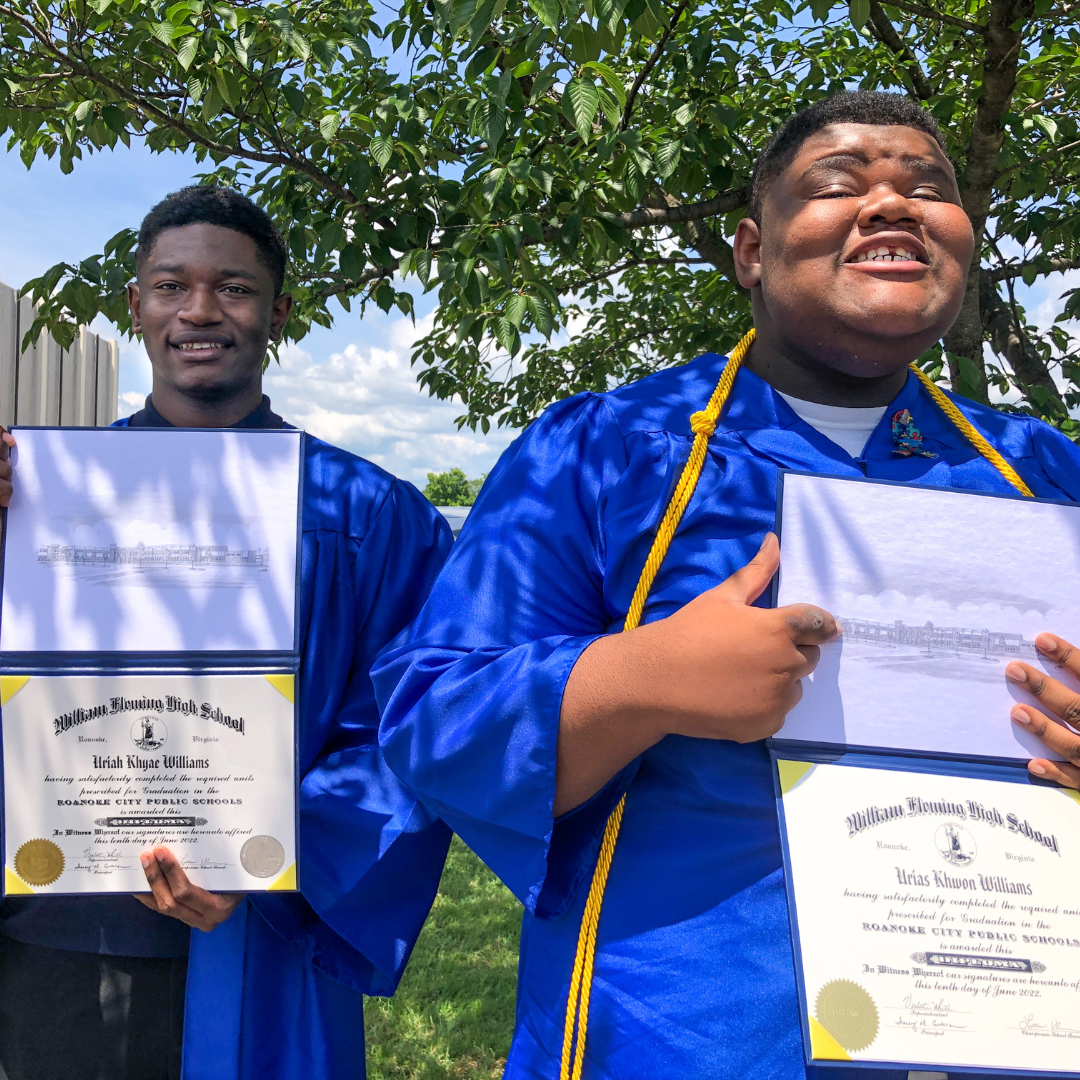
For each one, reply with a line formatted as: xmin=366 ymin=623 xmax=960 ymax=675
xmin=365 ymin=836 xmax=523 ymax=1079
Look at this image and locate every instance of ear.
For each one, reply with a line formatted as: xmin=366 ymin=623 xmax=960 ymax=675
xmin=128 ymin=282 xmax=142 ymax=334
xmin=269 ymin=293 xmax=293 ymax=342
xmin=733 ymin=218 xmax=762 ymax=290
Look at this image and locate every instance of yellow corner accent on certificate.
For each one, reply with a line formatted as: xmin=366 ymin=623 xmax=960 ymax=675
xmin=807 ymin=1015 xmax=851 ymax=1061
xmin=1060 ymin=787 xmax=1080 ymax=807
xmin=778 ymin=759 xmax=815 ymax=795
xmin=268 ymin=862 xmax=296 ymax=891
xmin=5 ymin=866 xmax=34 ymax=895
xmin=264 ymin=674 xmax=295 ymax=703
xmin=0 ymin=675 xmax=31 ymax=706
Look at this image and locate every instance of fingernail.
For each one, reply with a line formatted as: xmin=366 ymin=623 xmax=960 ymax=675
xmin=140 ymin=854 xmax=151 ymax=869
xmin=1036 ymin=634 xmax=1057 ymax=653
xmin=1011 ymin=706 xmax=1032 ymax=725
xmin=1030 ymin=762 xmax=1047 ymax=776
xmin=1005 ymin=663 xmax=1027 ymax=683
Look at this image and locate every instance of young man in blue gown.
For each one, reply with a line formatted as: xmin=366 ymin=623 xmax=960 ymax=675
xmin=0 ymin=187 xmax=452 ymax=1080
xmin=373 ymin=93 xmax=1080 ymax=1079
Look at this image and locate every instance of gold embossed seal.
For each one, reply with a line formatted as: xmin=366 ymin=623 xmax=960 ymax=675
xmin=815 ymin=979 xmax=879 ymax=1052
xmin=14 ymin=839 xmax=64 ymax=887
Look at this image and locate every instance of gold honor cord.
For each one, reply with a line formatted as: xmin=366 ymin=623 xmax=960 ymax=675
xmin=559 ymin=327 xmax=1034 ymax=1080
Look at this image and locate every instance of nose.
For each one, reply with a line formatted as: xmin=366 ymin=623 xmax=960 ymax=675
xmin=857 ymin=184 xmax=922 ymax=230
xmin=177 ymin=284 xmax=223 ymax=325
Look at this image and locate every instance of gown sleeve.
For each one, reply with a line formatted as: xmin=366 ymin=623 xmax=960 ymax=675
xmin=373 ymin=395 xmax=636 ymax=917
xmin=251 ymin=477 xmax=454 ymax=996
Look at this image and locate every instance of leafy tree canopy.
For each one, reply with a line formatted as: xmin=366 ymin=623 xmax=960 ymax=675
xmin=1 ymin=0 xmax=1077 ymax=432
xmin=423 ymin=466 xmax=484 ymax=504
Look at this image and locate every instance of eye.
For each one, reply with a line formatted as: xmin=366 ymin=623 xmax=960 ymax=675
xmin=155 ymin=281 xmax=183 ymax=291
xmin=221 ymin=284 xmax=251 ymax=295
xmin=909 ymin=186 xmax=944 ymax=201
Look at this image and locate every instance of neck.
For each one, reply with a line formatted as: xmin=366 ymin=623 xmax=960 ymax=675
xmin=745 ymin=322 xmax=913 ymax=409
xmin=148 ymin=379 xmax=265 ymax=428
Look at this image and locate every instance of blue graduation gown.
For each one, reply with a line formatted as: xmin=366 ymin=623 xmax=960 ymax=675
xmin=110 ymin=422 xmax=455 ymax=1080
xmin=373 ymin=355 xmax=1080 ymax=1080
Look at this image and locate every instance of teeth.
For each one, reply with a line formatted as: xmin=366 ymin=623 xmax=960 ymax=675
xmin=853 ymin=246 xmax=919 ymax=263
xmin=179 ymin=342 xmax=221 ymax=351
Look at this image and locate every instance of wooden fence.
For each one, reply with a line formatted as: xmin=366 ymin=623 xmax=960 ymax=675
xmin=0 ymin=279 xmax=119 ymax=429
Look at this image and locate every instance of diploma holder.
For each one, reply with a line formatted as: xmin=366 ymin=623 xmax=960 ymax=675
xmin=0 ymin=427 xmax=305 ymax=897
xmin=770 ymin=471 xmax=1080 ymax=1079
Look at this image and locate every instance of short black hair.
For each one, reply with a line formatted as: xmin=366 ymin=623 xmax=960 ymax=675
xmin=136 ymin=186 xmax=288 ymax=295
xmin=748 ymin=92 xmax=948 ymax=224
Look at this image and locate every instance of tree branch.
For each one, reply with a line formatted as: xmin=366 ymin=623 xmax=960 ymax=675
xmin=0 ymin=3 xmax=358 ymax=206
xmin=867 ymin=0 xmax=935 ymax=99
xmin=943 ymin=0 xmax=1035 ymax=395
xmin=980 ymin=275 xmax=1062 ymax=404
xmin=530 ymin=186 xmax=749 ymax=246
xmin=880 ymin=0 xmax=987 ymax=33
xmin=986 ymin=256 xmax=1080 ymax=282
xmin=619 ymin=0 xmax=692 ymax=132
xmin=557 ymin=256 xmax=712 ymax=293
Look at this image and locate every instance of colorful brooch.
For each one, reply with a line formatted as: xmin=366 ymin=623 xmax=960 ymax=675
xmin=891 ymin=409 xmax=938 ymax=458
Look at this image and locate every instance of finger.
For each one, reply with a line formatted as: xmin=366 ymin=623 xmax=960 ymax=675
xmin=791 ymin=643 xmax=821 ymax=678
xmin=1006 ymin=663 xmax=1080 ymax=730
xmin=780 ymin=604 xmax=840 ymax=646
xmin=1010 ymin=704 xmax=1080 ymax=770
xmin=1026 ymin=757 xmax=1080 ymax=790
xmin=717 ymin=533 xmax=780 ymax=606
xmin=140 ymin=849 xmax=185 ymax=917
xmin=1033 ymin=634 xmax=1080 ymax=684
xmin=0 ymin=428 xmax=11 ymax=461
xmin=152 ymin=846 xmax=219 ymax=916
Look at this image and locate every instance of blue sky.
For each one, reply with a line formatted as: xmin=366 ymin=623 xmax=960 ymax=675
xmin=2 ymin=140 xmax=1077 ymax=484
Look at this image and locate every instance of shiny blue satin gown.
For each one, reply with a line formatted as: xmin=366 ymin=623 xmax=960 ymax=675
xmin=373 ymin=355 xmax=1080 ymax=1079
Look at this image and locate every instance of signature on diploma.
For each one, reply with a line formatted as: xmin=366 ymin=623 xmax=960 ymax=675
xmin=179 ymin=857 xmax=228 ymax=871
xmin=71 ymin=848 xmax=133 ymax=875
xmin=1017 ymin=1015 xmax=1080 ymax=1038
xmin=892 ymin=995 xmax=971 ymax=1036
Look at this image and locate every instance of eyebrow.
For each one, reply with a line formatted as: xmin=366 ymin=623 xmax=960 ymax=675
xmin=803 ymin=152 xmax=953 ymax=181
xmin=147 ymin=263 xmax=260 ymax=281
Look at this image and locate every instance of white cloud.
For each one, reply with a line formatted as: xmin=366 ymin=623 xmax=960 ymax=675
xmin=263 ymin=312 xmax=516 ymax=487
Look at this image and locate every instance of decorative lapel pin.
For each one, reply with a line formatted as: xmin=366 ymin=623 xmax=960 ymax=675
xmin=891 ymin=408 xmax=938 ymax=458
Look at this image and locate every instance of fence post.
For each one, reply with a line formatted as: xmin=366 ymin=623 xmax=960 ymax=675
xmin=1 ymin=279 xmax=118 ymax=427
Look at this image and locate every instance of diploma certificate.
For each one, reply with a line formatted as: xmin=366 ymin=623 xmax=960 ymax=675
xmin=779 ymin=759 xmax=1080 ymax=1075
xmin=2 ymin=673 xmax=296 ymax=894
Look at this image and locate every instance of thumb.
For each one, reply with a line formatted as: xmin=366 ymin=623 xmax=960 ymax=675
xmin=716 ymin=532 xmax=780 ymax=606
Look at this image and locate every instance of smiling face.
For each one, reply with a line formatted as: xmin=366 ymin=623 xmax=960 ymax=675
xmin=734 ymin=123 xmax=974 ymax=396
xmin=128 ymin=222 xmax=292 ymax=423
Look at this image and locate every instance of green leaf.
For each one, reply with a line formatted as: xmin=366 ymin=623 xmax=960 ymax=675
xmin=101 ymin=105 xmax=127 ymax=135
xmin=150 ymin=21 xmax=176 ymax=45
xmin=320 ymin=113 xmax=342 ymax=141
xmin=340 ymin=244 xmax=367 ymax=281
xmin=674 ymin=101 xmax=693 ymax=126
xmin=848 ymin=0 xmax=870 ymax=29
xmin=177 ymin=34 xmax=198 ymax=69
xmin=281 ymin=83 xmax=306 ymax=116
xmin=562 ymin=78 xmax=600 ymax=142
xmin=506 ymin=293 xmax=527 ymax=327
xmin=526 ymin=0 xmax=560 ymax=31
xmin=527 ymin=295 xmax=554 ymax=336
xmin=75 ymin=100 xmax=94 ymax=122
xmin=370 ymin=135 xmax=394 ymax=168
xmin=655 ymin=139 xmax=680 ymax=178
xmin=1033 ymin=114 xmax=1058 ymax=140
xmin=583 ymin=62 xmax=626 ymax=110
xmin=473 ymin=98 xmax=506 ymax=149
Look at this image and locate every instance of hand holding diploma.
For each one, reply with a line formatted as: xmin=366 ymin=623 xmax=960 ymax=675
xmin=1007 ymin=632 xmax=1080 ymax=790
xmin=0 ymin=426 xmax=14 ymax=508
xmin=135 ymin=846 xmax=243 ymax=932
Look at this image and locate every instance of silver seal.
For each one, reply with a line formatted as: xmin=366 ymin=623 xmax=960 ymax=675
xmin=240 ymin=835 xmax=285 ymax=878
